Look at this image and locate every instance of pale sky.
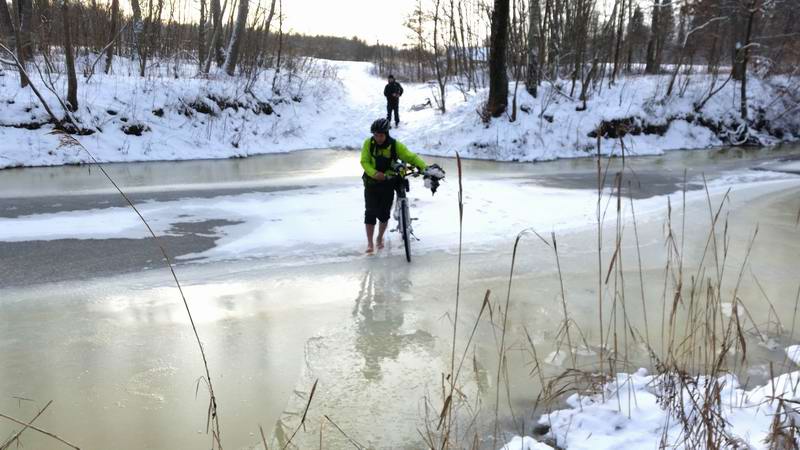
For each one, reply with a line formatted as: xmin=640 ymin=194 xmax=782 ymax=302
xmin=283 ymin=0 xmax=418 ymax=47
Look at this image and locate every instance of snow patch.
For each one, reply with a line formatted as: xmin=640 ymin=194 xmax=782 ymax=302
xmin=2 ymin=59 xmax=798 ymax=169
xmin=533 ymin=363 xmax=800 ymax=450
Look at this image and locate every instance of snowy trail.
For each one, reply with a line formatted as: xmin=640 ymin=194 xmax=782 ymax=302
xmin=326 ymin=61 xmax=386 ymax=140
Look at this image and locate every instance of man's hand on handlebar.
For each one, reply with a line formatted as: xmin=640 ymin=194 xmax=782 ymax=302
xmin=374 ymin=171 xmax=386 ymax=181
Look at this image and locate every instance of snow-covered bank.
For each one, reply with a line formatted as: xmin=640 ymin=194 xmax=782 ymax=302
xmin=1 ymin=59 xmax=798 ymax=169
xmin=500 ymin=346 xmax=800 ymax=450
xmin=502 ymin=350 xmax=800 ymax=450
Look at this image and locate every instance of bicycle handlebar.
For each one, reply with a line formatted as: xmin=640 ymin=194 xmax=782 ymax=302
xmin=383 ymin=164 xmax=421 ymax=180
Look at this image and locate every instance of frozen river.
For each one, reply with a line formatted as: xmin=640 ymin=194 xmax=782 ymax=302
xmin=1 ymin=145 xmax=800 ymax=449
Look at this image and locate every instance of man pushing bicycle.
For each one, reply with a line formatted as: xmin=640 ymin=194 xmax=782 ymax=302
xmin=360 ymin=118 xmax=445 ymax=255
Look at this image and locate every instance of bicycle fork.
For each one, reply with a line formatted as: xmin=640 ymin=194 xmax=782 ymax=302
xmin=392 ymin=200 xmax=420 ymax=241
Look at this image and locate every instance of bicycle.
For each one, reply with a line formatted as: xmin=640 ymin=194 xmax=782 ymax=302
xmin=388 ymin=162 xmax=421 ymax=262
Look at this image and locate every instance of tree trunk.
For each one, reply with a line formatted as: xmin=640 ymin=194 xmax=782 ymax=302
xmin=525 ymin=0 xmax=540 ymax=97
xmin=611 ymin=0 xmax=625 ymax=82
xmin=129 ymin=0 xmax=143 ymax=75
xmin=222 ymin=0 xmax=248 ymax=75
xmin=137 ymin=0 xmax=152 ymax=76
xmin=12 ymin=0 xmax=27 ymax=86
xmin=104 ymin=0 xmax=118 ymax=73
xmin=457 ymin=0 xmax=472 ymax=90
xmin=570 ymin=0 xmax=590 ymax=97
xmin=487 ymin=0 xmax=509 ymax=118
xmin=61 ymin=0 xmax=77 ymax=111
xmin=198 ymin=0 xmax=206 ymax=70
xmin=251 ymin=0 xmax=275 ymax=68
xmin=15 ymin=0 xmax=31 ymax=86
xmin=625 ymin=0 xmax=632 ymax=72
xmin=270 ymin=0 xmax=283 ymax=93
xmin=738 ymin=0 xmax=758 ymax=120
xmin=17 ymin=0 xmax=31 ymax=58
xmin=545 ymin=0 xmax=558 ymax=79
xmin=644 ymin=0 xmax=660 ymax=74
xmin=202 ymin=0 xmax=223 ymax=71
xmin=577 ymin=57 xmax=598 ymax=111
xmin=0 ymin=0 xmax=14 ymax=45
xmin=431 ymin=0 xmax=448 ymax=113
xmin=152 ymin=0 xmax=164 ymax=59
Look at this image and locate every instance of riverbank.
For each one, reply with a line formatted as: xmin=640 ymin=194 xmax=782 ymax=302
xmin=1 ymin=59 xmax=798 ymax=169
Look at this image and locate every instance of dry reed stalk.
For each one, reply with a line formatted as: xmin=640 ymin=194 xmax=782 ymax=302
xmin=53 ymin=132 xmax=223 ymax=449
xmin=0 ymin=400 xmax=53 ymax=450
xmin=281 ymin=379 xmax=318 ymax=449
xmin=0 ymin=410 xmax=79 ymax=450
xmin=323 ymin=415 xmax=365 ymax=450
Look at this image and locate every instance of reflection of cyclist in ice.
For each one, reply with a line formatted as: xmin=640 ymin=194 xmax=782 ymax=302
xmin=352 ymin=261 xmax=433 ymax=381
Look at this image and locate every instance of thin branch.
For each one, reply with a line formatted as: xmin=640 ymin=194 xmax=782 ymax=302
xmin=281 ymin=379 xmax=318 ymax=450
xmin=682 ymin=16 xmax=728 ymax=48
xmin=0 ymin=410 xmax=79 ymax=450
xmin=85 ymin=23 xmax=129 ymax=82
xmin=0 ymin=400 xmax=53 ymax=450
xmin=0 ymin=43 xmax=60 ymax=122
xmin=323 ymin=416 xmax=364 ymax=450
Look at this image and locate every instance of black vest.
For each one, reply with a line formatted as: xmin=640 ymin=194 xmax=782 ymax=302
xmin=370 ymin=137 xmax=397 ymax=173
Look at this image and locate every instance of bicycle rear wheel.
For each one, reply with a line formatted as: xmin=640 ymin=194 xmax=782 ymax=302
xmin=400 ymin=200 xmax=411 ymax=262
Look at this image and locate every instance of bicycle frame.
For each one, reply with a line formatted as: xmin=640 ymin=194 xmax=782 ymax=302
xmin=388 ymin=163 xmax=419 ymax=262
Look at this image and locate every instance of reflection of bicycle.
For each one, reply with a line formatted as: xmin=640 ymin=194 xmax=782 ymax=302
xmin=388 ymin=162 xmax=421 ymax=262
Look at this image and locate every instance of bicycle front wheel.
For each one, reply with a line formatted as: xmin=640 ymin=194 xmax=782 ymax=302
xmin=401 ymin=200 xmax=411 ymax=262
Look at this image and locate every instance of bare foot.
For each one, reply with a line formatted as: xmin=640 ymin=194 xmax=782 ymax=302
xmin=376 ymin=238 xmax=385 ymax=250
xmin=365 ymin=245 xmax=375 ymax=254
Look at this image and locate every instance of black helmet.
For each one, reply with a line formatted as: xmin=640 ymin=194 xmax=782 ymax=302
xmin=370 ymin=118 xmax=390 ymax=134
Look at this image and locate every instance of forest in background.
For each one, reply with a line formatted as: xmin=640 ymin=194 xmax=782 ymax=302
xmin=0 ymin=0 xmax=798 ymax=128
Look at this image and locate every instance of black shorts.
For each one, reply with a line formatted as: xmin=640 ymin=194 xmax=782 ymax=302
xmin=364 ymin=181 xmax=395 ymax=225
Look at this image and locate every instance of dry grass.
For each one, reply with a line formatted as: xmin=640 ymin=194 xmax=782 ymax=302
xmin=428 ymin=137 xmax=800 ymax=450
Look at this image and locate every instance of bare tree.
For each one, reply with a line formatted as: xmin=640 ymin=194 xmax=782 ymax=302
xmin=404 ymin=0 xmax=426 ymax=82
xmin=626 ymin=5 xmax=646 ymax=71
xmin=658 ymin=0 xmax=675 ymax=63
xmin=611 ymin=0 xmax=625 ymax=82
xmin=198 ymin=0 xmax=206 ymax=70
xmin=61 ymin=0 xmax=77 ymax=110
xmin=486 ymin=0 xmax=509 ymax=118
xmin=104 ymin=0 xmax=118 ymax=73
xmin=208 ymin=0 xmax=224 ymax=67
xmin=737 ymin=0 xmax=760 ymax=120
xmin=139 ymin=0 xmax=166 ymax=76
xmin=0 ymin=42 xmax=59 ymax=121
xmin=251 ymin=0 xmax=276 ymax=68
xmin=271 ymin=0 xmax=283 ymax=93
xmin=525 ymin=0 xmax=541 ymax=96
xmin=222 ymin=0 xmax=247 ymax=75
xmin=130 ymin=0 xmax=144 ymax=75
xmin=457 ymin=0 xmax=476 ymax=90
xmin=568 ymin=0 xmax=594 ymax=97
xmin=0 ymin=0 xmax=13 ymax=45
xmin=431 ymin=0 xmax=449 ymax=112
xmin=645 ymin=0 xmax=661 ymax=73
xmin=16 ymin=0 xmax=33 ymax=86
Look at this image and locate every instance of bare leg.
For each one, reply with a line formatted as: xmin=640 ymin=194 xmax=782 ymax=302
xmin=365 ymin=224 xmax=375 ymax=253
xmin=376 ymin=221 xmax=388 ymax=249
